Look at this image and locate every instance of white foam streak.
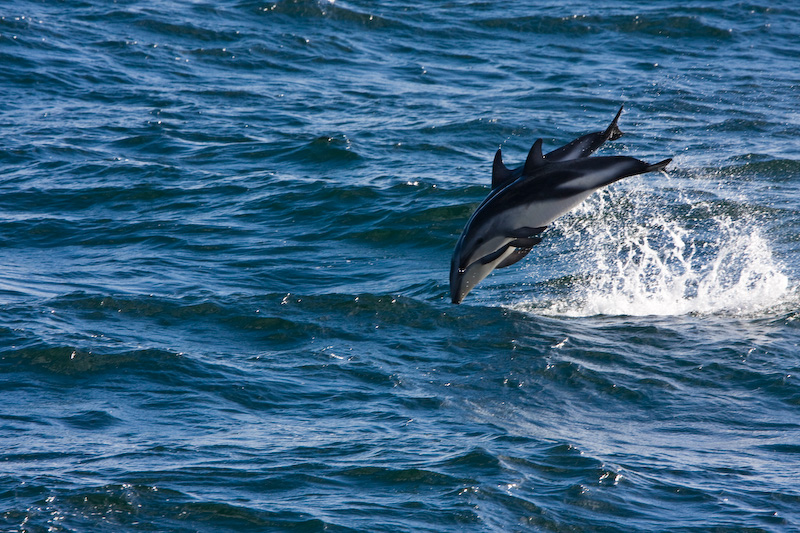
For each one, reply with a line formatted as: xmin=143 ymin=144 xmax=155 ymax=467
xmin=514 ymin=184 xmax=791 ymax=318
xmin=579 ymin=218 xmax=787 ymax=316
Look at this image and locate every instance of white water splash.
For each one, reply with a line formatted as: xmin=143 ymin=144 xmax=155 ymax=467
xmin=513 ymin=180 xmax=791 ymax=318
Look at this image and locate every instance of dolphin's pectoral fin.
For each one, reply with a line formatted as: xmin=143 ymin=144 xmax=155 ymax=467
xmin=507 ymin=226 xmax=547 ymax=239
xmin=475 ymin=233 xmax=543 ymax=267
xmin=494 ymin=234 xmax=543 ymax=269
xmin=509 ymin=237 xmax=542 ymax=248
xmin=496 ymin=247 xmax=533 ymax=269
xmin=477 ymin=245 xmax=511 ymax=265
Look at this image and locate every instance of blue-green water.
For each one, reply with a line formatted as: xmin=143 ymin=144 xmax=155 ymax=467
xmin=2 ymin=1 xmax=800 ymax=531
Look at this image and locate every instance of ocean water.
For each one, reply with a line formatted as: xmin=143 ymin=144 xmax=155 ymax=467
xmin=2 ymin=0 xmax=800 ymax=531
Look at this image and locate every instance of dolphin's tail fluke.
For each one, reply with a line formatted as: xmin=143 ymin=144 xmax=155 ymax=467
xmin=646 ymin=158 xmax=672 ymax=173
xmin=605 ymin=104 xmax=625 ymax=141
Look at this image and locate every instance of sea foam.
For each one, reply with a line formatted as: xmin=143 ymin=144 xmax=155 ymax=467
xmin=513 ymin=176 xmax=791 ymax=318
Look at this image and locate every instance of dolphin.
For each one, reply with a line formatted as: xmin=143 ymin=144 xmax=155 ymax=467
xmin=450 ymin=109 xmax=671 ymax=304
xmin=491 ymin=104 xmax=625 ymax=190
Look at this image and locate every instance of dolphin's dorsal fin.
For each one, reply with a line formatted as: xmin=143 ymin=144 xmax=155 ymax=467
xmin=523 ymin=139 xmax=545 ymax=175
xmin=492 ymin=148 xmax=515 ymax=189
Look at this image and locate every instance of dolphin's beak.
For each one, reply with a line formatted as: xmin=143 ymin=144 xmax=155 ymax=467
xmin=451 ymin=279 xmax=465 ymax=304
xmin=450 ymin=260 xmax=492 ymax=304
xmin=450 ymin=263 xmax=466 ymax=304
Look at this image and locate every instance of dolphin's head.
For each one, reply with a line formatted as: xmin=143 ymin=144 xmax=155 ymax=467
xmin=449 ymin=228 xmax=507 ymax=304
xmin=450 ymin=254 xmax=496 ymax=304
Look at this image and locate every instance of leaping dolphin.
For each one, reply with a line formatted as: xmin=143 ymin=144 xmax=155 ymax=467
xmin=491 ymin=104 xmax=625 ymax=190
xmin=450 ymin=107 xmax=671 ymax=304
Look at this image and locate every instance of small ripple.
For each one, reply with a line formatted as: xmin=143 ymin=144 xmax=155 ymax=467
xmin=277 ymin=135 xmax=362 ymax=165
xmin=58 ymin=410 xmax=121 ymax=430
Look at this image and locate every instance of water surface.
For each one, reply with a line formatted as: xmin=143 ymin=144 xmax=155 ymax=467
xmin=2 ymin=1 xmax=800 ymax=531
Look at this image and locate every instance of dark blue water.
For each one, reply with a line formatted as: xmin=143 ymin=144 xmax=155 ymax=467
xmin=2 ymin=1 xmax=800 ymax=531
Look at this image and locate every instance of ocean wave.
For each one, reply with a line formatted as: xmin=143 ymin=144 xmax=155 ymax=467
xmin=4 ymin=0 xmax=800 ymax=530
xmin=0 ymin=342 xmax=184 ymax=376
xmin=476 ymin=12 xmax=736 ymax=40
xmin=246 ymin=0 xmax=404 ymax=30
xmin=5 ymin=480 xmax=342 ymax=533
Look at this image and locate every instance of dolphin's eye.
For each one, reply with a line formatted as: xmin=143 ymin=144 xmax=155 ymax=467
xmin=476 ymin=238 xmax=485 ymax=245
